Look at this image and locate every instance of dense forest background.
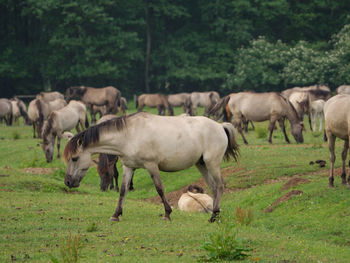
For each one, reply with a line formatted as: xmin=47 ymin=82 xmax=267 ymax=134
xmin=1 ymin=0 xmax=350 ymax=99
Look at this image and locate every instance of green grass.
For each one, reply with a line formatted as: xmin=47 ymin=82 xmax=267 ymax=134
xmin=0 ymin=106 xmax=349 ymax=262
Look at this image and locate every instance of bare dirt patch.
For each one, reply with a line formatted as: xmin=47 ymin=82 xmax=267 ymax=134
xmin=22 ymin=167 xmax=57 ymax=175
xmin=265 ymin=190 xmax=304 ymax=213
xmin=280 ymin=177 xmax=309 ymax=191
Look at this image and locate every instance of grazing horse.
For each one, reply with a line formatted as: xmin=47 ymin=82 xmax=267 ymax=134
xmin=36 ymin=91 xmax=64 ymax=102
xmin=136 ymin=94 xmax=174 ymax=116
xmin=63 ymin=112 xmax=239 ymax=222
xmin=66 ymin=86 xmax=121 ymax=115
xmin=0 ymin=99 xmax=13 ymax=126
xmin=211 ymin=92 xmax=304 ymax=144
xmin=310 ymin=99 xmax=325 ymax=132
xmin=178 ymin=185 xmax=213 ymax=213
xmin=42 ymin=100 xmax=88 ymax=162
xmin=167 ymin=93 xmax=192 ymax=114
xmin=336 ymin=85 xmax=350 ymax=95
xmin=190 ymin=91 xmax=220 ymax=116
xmin=324 ymin=94 xmax=350 ymax=188
xmin=28 ymin=98 xmax=67 ymax=138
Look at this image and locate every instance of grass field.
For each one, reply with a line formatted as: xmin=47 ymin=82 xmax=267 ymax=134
xmin=1 ymin=104 xmax=350 ymax=262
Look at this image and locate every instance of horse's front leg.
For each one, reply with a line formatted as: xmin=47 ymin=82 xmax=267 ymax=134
xmin=145 ymin=162 xmax=172 ymax=221
xmin=327 ymin=131 xmax=336 ymax=187
xmin=278 ymin=119 xmax=290 ymax=144
xmin=56 ymin=134 xmax=62 ymax=158
xmin=110 ymin=166 xmax=135 ymax=222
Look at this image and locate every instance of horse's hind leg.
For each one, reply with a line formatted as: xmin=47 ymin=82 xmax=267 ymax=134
xmin=145 ymin=162 xmax=172 ymax=220
xmin=326 ymin=131 xmax=336 ymax=187
xmin=341 ymin=140 xmax=349 ymax=185
xmin=196 ymin=159 xmax=224 ymax=222
xmin=233 ymin=118 xmax=248 ymax=145
xmin=112 ymin=161 xmax=119 ymax=192
xmin=110 ymin=165 xmax=135 ymax=221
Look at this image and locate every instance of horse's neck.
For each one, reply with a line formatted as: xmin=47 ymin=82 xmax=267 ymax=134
xmin=86 ymin=133 xmax=124 ymax=156
xmin=285 ymin=103 xmax=300 ymax=124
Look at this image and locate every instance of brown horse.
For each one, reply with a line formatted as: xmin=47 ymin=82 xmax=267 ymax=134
xmin=66 ymin=86 xmax=121 ymax=115
xmin=211 ymin=92 xmax=304 ymax=144
xmin=324 ymin=94 xmax=350 ymax=188
xmin=167 ymin=93 xmax=192 ymax=114
xmin=36 ymin=91 xmax=64 ymax=102
xmin=136 ymin=94 xmax=174 ymax=115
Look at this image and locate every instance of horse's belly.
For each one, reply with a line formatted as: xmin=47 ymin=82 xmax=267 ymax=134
xmin=158 ymin=155 xmax=200 ymax=172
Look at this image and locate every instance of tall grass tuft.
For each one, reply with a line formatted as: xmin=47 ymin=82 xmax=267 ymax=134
xmin=255 ymin=127 xmax=267 ymax=139
xmin=12 ymin=131 xmax=20 ymax=140
xmin=49 ymin=232 xmax=82 ymax=263
xmin=199 ymin=215 xmax=252 ymax=262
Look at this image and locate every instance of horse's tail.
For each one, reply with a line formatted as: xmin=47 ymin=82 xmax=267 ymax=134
xmin=36 ymin=99 xmax=44 ymax=137
xmin=221 ymin=122 xmax=239 ymax=162
xmin=135 ymin=96 xmax=139 ymax=109
xmin=209 ymin=95 xmax=230 ymax=121
xmin=85 ymin=112 xmax=89 ymax=128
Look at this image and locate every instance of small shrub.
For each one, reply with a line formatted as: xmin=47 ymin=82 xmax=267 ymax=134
xmin=49 ymin=232 xmax=82 ymax=263
xmin=255 ymin=127 xmax=267 ymax=139
xmin=199 ymin=216 xmax=252 ymax=262
xmin=234 ymin=206 xmax=254 ymax=226
xmin=86 ymin=222 xmax=98 ymax=232
xmin=12 ymin=131 xmax=20 ymax=140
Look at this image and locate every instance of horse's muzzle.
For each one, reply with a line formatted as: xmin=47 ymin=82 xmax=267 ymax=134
xmin=65 ymin=176 xmax=79 ymax=188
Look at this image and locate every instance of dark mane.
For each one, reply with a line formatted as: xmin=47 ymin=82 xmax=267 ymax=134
xmin=63 ymin=113 xmax=139 ymax=162
xmin=43 ymin=112 xmax=56 ymax=139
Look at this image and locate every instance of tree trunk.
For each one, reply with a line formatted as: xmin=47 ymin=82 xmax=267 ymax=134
xmin=144 ymin=0 xmax=151 ymax=93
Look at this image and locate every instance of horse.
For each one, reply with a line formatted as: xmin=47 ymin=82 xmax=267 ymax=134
xmin=310 ymin=99 xmax=325 ymax=132
xmin=93 ymin=114 xmax=135 ymax=192
xmin=136 ymin=94 xmax=174 ymax=116
xmin=28 ymin=98 xmax=67 ymax=138
xmin=63 ymin=112 xmax=239 ymax=222
xmin=167 ymin=93 xmax=192 ymax=114
xmin=42 ymin=100 xmax=88 ymax=162
xmin=324 ymin=94 xmax=350 ymax=188
xmin=281 ymin=84 xmax=331 ymax=100
xmin=0 ymin=99 xmax=13 ymax=126
xmin=336 ymin=85 xmax=350 ymax=95
xmin=178 ymin=185 xmax=213 ymax=213
xmin=10 ymin=98 xmax=30 ymax=125
xmin=190 ymin=91 xmax=220 ymax=116
xmin=118 ymin=97 xmax=128 ymax=115
xmin=211 ymin=92 xmax=304 ymax=144
xmin=36 ymin=91 xmax=64 ymax=102
xmin=66 ymin=85 xmax=121 ymax=115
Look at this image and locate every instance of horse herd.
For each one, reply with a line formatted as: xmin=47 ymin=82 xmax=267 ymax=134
xmin=1 ymin=84 xmax=350 ymax=222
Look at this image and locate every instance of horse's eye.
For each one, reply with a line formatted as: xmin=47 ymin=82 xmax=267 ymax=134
xmin=72 ymin=157 xmax=79 ymax=162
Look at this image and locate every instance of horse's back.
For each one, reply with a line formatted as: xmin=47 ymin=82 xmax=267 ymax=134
xmin=337 ymin=85 xmax=350 ymax=95
xmin=324 ymin=94 xmax=350 ymax=139
xmin=178 ymin=192 xmax=213 ymax=213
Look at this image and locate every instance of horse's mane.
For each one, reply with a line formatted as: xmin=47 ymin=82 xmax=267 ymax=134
xmin=278 ymin=93 xmax=300 ymax=120
xmin=42 ymin=112 xmax=56 ymax=139
xmin=63 ymin=112 xmax=139 ymax=162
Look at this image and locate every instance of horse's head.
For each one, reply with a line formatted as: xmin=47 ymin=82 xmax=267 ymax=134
xmin=42 ymin=135 xmax=55 ymax=163
xmin=42 ymin=118 xmax=56 ymax=162
xmin=64 ymin=140 xmax=91 ymax=188
xmin=291 ymin=121 xmax=304 ymax=143
xmin=66 ymin=86 xmax=85 ymax=102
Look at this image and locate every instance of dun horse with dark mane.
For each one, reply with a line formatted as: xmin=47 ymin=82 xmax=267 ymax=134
xmin=63 ymin=112 xmax=239 ymax=222
xmin=210 ymin=92 xmax=304 ymax=144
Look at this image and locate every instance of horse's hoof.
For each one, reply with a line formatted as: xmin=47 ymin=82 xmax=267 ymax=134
xmin=110 ymin=216 xmax=119 ymax=222
xmin=328 ymin=184 xmax=334 ymax=188
xmin=162 ymin=216 xmax=171 ymax=221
